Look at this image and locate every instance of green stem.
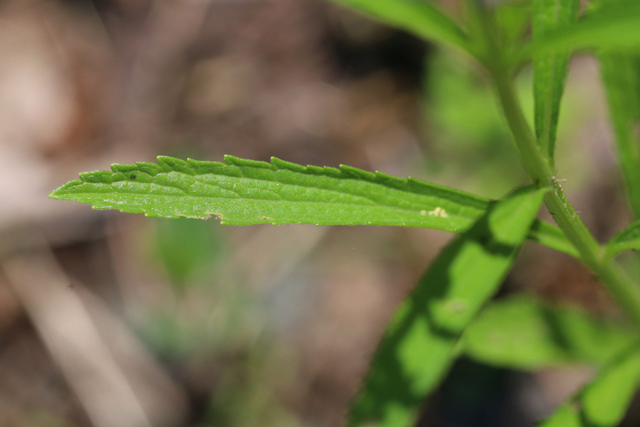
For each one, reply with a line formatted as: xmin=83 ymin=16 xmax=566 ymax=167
xmin=473 ymin=3 xmax=640 ymax=326
xmin=492 ymin=74 xmax=554 ymax=187
xmin=496 ymin=73 xmax=640 ymax=325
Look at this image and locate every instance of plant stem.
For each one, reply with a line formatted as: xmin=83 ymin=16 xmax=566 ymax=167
xmin=471 ymin=2 xmax=640 ymax=326
xmin=492 ymin=74 xmax=554 ymax=187
xmin=491 ymin=60 xmax=640 ymax=327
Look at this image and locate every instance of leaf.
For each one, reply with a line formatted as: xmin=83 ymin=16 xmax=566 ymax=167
xmin=523 ymin=1 xmax=640 ymax=61
xmin=605 ymin=219 xmax=640 ymax=259
xmin=599 ymin=53 xmax=640 ymax=220
xmin=495 ymin=0 xmax=531 ymax=53
xmin=539 ymin=345 xmax=640 ymax=427
xmin=50 ymin=156 xmax=486 ymax=230
xmin=529 ymin=220 xmax=579 ymax=259
xmin=532 ymin=0 xmax=579 ymax=164
xmin=463 ymin=296 xmax=636 ymax=369
xmin=49 ymin=156 xmax=574 ymax=256
xmin=328 ymin=0 xmax=470 ymax=53
xmin=349 ymin=186 xmax=546 ymax=427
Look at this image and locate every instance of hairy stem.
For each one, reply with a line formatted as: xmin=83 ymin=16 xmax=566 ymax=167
xmin=495 ymin=72 xmax=640 ymax=326
xmin=473 ymin=3 xmax=640 ymax=326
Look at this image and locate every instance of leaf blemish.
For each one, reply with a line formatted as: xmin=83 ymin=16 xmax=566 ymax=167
xmin=448 ymin=299 xmax=466 ymax=314
xmin=427 ymin=207 xmax=448 ymax=218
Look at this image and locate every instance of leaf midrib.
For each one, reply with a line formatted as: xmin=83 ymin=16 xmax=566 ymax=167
xmin=94 ymin=180 xmax=475 ymax=222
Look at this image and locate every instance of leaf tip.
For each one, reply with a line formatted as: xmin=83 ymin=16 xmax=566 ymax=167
xmin=48 ymin=189 xmax=62 ymax=200
xmin=48 ymin=180 xmax=82 ymax=200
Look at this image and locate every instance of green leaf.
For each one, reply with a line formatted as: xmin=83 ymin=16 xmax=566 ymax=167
xmin=529 ymin=220 xmax=579 ymax=259
xmin=605 ymin=219 xmax=640 ymax=259
xmin=50 ymin=155 xmax=487 ymax=231
xmin=463 ymin=296 xmax=636 ymax=369
xmin=540 ymin=345 xmax=640 ymax=427
xmin=349 ymin=186 xmax=546 ymax=427
xmin=523 ymin=1 xmax=640 ymax=61
xmin=599 ymin=53 xmax=640 ymax=219
xmin=532 ymin=0 xmax=579 ymax=164
xmin=49 ymin=156 xmax=575 ymax=256
xmin=495 ymin=1 xmax=531 ymax=53
xmin=328 ymin=0 xmax=470 ymax=53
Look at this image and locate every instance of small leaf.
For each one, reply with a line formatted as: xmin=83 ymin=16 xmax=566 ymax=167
xmin=495 ymin=1 xmax=531 ymax=51
xmin=328 ymin=0 xmax=470 ymax=53
xmin=349 ymin=186 xmax=546 ymax=427
xmin=463 ymin=296 xmax=636 ymax=369
xmin=528 ymin=220 xmax=579 ymax=259
xmin=532 ymin=0 xmax=580 ymax=164
xmin=540 ymin=345 xmax=640 ymax=427
xmin=605 ymin=219 xmax=640 ymax=259
xmin=49 ymin=156 xmax=574 ymax=256
xmin=599 ymin=53 xmax=640 ymax=220
xmin=523 ymin=1 xmax=640 ymax=61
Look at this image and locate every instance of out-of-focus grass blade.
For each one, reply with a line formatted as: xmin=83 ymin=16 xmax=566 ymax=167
xmin=523 ymin=1 xmax=640 ymax=61
xmin=605 ymin=219 xmax=640 ymax=259
xmin=599 ymin=53 xmax=640 ymax=219
xmin=349 ymin=187 xmax=546 ymax=427
xmin=540 ymin=345 xmax=640 ymax=427
xmin=463 ymin=296 xmax=636 ymax=369
xmin=532 ymin=0 xmax=579 ymax=165
xmin=49 ymin=156 xmax=576 ymax=257
xmin=329 ymin=0 xmax=470 ymax=53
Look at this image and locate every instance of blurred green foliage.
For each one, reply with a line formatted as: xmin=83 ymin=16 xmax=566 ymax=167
xmin=140 ymin=219 xmax=300 ymax=426
xmin=151 ymin=218 xmax=225 ymax=287
xmin=424 ymin=51 xmax=529 ymax=198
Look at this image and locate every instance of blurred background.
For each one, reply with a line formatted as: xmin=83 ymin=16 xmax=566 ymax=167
xmin=0 ymin=0 xmax=637 ymax=426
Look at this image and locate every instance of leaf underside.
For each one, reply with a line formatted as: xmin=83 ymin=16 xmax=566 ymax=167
xmin=349 ymin=187 xmax=547 ymax=427
xmin=463 ymin=296 xmax=636 ymax=369
xmin=540 ymin=345 xmax=640 ymax=427
xmin=50 ymin=156 xmax=575 ymax=256
xmin=605 ymin=219 xmax=640 ymax=259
